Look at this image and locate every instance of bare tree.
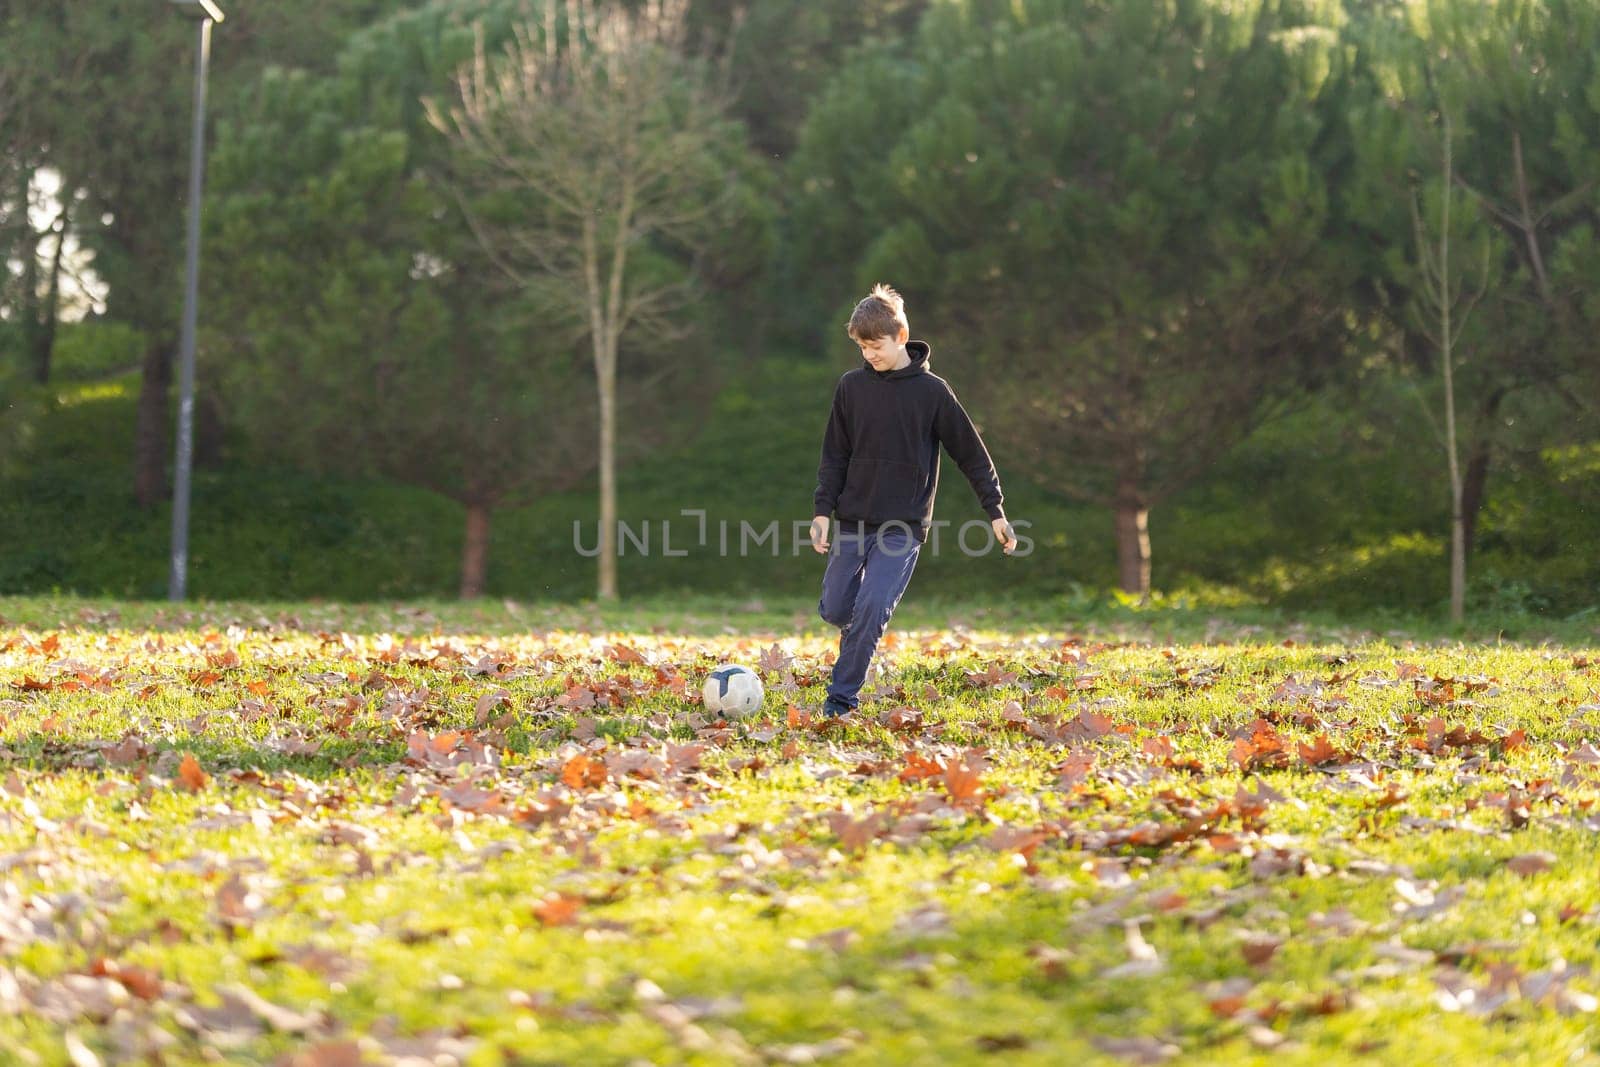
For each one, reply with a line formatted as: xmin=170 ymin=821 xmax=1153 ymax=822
xmin=1406 ymin=107 xmax=1494 ymax=623
xmin=429 ymin=0 xmax=745 ymax=599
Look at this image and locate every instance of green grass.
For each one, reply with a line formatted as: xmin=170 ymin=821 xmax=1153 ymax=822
xmin=1 ymin=599 xmax=1598 ymax=1064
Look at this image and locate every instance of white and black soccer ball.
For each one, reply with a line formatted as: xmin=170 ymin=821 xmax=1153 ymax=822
xmin=701 ymin=663 xmax=765 ymax=719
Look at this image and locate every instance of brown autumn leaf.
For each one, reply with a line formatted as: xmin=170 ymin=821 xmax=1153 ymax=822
xmin=1297 ymin=734 xmax=1347 ymax=767
xmin=1231 ymin=721 xmax=1290 ymax=771
xmin=898 ymin=751 xmax=943 ymax=783
xmin=986 ymin=824 xmax=1048 ymax=864
xmin=206 ymin=648 xmax=242 ymax=670
xmin=963 ymin=662 xmax=1019 ymax=688
xmin=473 ymin=688 xmax=511 ymax=725
xmin=665 ymin=743 xmax=705 ymax=773
xmin=825 ymin=811 xmax=886 ymax=853
xmin=757 ymin=643 xmax=794 ymax=673
xmin=1140 ymin=735 xmax=1174 ymax=762
xmin=532 ymin=893 xmax=582 ymax=926
xmin=100 ymin=735 xmax=152 ymax=767
xmin=1063 ymin=710 xmax=1115 ymax=739
xmin=942 ymin=750 xmax=989 ymax=806
xmin=215 ymin=872 xmax=268 ymax=928
xmin=556 ymin=684 xmax=597 ymax=711
xmin=1241 ymin=936 xmax=1283 ymax=968
xmin=883 ymin=706 xmax=923 ymax=731
xmin=176 ymin=753 xmax=209 ymax=792
xmin=89 ymin=959 xmax=163 ymax=1001
xmin=1206 ymin=977 xmax=1256 ymax=1019
xmin=1505 ymin=852 xmax=1555 ymax=878
xmin=607 ymin=643 xmax=646 ymax=665
xmin=560 ymin=753 xmax=608 ymax=790
xmin=1056 ymin=750 xmax=1096 ymax=787
xmin=275 ymin=1041 xmax=365 ymax=1067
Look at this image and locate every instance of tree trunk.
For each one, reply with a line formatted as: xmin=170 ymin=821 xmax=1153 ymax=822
xmin=16 ymin=169 xmax=43 ymax=383
xmin=1439 ymin=118 xmax=1465 ymax=624
xmin=596 ymin=355 xmax=617 ymax=599
xmin=32 ymin=209 xmax=67 ymax=385
xmin=460 ymin=502 xmax=491 ymax=599
xmin=134 ymin=334 xmax=174 ymax=509
xmin=1113 ymin=475 xmax=1151 ymax=599
xmin=584 ymin=207 xmax=621 ymax=601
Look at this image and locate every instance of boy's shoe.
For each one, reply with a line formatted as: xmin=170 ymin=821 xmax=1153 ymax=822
xmin=820 ymin=698 xmax=855 ymax=720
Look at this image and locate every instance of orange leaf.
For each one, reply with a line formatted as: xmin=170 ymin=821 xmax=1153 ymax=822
xmin=898 ymin=751 xmax=943 ymax=782
xmin=532 ymin=893 xmax=582 ymax=926
xmin=1297 ymin=734 xmax=1344 ymax=767
xmin=943 ymin=751 xmax=988 ymax=805
xmin=176 ymin=753 xmax=209 ymax=792
xmin=560 ymin=753 xmax=607 ymax=790
xmin=90 ymin=958 xmax=163 ymax=1000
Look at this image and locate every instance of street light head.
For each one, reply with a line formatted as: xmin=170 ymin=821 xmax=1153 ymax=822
xmin=169 ymin=0 xmax=225 ymax=22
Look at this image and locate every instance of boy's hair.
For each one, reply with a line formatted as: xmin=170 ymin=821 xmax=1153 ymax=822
xmin=846 ymin=283 xmax=909 ymax=341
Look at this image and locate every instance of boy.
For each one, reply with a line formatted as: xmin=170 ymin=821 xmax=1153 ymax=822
xmin=810 ymin=283 xmax=1015 ymax=720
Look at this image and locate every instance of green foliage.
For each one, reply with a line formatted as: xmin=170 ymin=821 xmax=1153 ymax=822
xmin=792 ymin=0 xmax=1357 ymax=516
xmin=48 ymin=320 xmax=145 ymax=382
xmin=2 ymin=360 xmax=1596 ymax=621
xmin=0 ymin=353 xmax=36 ymax=477
xmin=203 ymin=28 xmax=599 ymax=515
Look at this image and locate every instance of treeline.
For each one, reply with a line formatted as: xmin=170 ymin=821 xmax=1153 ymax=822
xmin=2 ymin=0 xmax=1597 ymax=614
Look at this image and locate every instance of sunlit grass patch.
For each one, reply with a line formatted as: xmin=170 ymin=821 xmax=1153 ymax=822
xmin=0 ymin=606 xmax=1597 ymax=1064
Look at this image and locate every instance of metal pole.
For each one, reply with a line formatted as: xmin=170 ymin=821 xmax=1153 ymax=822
xmin=168 ymin=16 xmax=212 ymax=601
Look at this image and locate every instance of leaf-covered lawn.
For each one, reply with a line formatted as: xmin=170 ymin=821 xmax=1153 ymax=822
xmin=1 ymin=601 xmax=1598 ymax=1066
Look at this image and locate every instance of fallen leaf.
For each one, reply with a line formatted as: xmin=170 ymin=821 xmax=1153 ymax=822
xmin=176 ymin=754 xmax=210 ymax=793
xmin=1505 ymin=852 xmax=1555 ymax=878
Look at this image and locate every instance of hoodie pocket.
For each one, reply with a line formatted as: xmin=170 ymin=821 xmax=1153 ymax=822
xmin=836 ymin=456 xmax=929 ymax=522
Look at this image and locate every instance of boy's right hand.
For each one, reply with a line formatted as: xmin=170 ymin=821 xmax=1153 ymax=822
xmin=810 ymin=515 xmax=831 ymax=553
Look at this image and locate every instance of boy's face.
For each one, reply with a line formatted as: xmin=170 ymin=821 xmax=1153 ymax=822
xmin=851 ymin=326 xmax=908 ymax=370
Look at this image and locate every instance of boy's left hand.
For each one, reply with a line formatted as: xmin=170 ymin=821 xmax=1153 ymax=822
xmin=993 ymin=518 xmax=1017 ymax=555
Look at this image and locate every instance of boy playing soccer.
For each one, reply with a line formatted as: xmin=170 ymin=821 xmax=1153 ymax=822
xmin=810 ymin=284 xmax=1015 ymax=720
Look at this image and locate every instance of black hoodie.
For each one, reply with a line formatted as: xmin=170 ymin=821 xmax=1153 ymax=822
xmin=812 ymin=339 xmax=1006 ymax=543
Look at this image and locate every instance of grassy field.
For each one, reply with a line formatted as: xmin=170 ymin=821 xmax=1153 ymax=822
xmin=2 ymin=596 xmax=1599 ymax=1065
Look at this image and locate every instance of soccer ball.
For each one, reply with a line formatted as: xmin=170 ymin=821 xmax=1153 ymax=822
xmin=701 ymin=664 xmax=765 ymax=719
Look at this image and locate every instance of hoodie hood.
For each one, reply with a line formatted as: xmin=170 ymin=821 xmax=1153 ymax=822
xmin=867 ymin=339 xmax=931 ymax=380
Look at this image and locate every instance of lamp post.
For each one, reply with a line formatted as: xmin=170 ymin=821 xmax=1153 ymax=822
xmin=167 ymin=0 xmax=224 ymax=601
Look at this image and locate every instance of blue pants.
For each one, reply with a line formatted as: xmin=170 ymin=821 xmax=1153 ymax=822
xmin=817 ymin=524 xmax=922 ymax=711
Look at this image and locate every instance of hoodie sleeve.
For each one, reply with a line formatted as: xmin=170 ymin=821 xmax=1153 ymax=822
xmin=812 ymin=377 xmax=851 ymax=516
xmin=935 ymin=383 xmax=1006 ymax=522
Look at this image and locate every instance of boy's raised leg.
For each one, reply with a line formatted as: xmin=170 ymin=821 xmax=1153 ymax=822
xmin=817 ymin=532 xmax=867 ymax=635
xmin=824 ymin=526 xmax=921 ymax=715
